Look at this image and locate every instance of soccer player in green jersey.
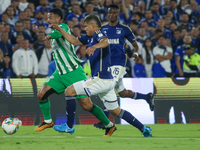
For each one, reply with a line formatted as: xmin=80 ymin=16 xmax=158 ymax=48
xmin=34 ymin=8 xmax=116 ymax=136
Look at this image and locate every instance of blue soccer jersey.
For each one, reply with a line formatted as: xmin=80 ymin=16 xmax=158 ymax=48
xmin=101 ymin=22 xmax=136 ymax=66
xmin=78 ymin=29 xmax=113 ymax=79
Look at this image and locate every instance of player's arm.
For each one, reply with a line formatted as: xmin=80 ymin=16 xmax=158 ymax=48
xmin=122 ymin=0 xmax=130 ymax=20
xmin=48 ymin=24 xmax=83 ymax=46
xmin=86 ymin=38 xmax=109 ymax=56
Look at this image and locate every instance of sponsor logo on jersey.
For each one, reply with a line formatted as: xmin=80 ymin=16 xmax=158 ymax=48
xmin=116 ymin=30 xmax=121 ymax=34
xmin=108 ymin=38 xmax=119 ymax=44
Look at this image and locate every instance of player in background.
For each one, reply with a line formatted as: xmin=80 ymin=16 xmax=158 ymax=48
xmin=51 ymin=14 xmax=152 ymax=137
xmin=93 ymin=4 xmax=155 ymax=129
xmin=35 ymin=8 xmax=116 ymax=137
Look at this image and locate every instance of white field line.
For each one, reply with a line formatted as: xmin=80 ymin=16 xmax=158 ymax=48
xmin=0 ymin=136 xmax=200 ymax=140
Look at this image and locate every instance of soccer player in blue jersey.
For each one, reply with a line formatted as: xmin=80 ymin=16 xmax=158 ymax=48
xmin=93 ymin=4 xmax=155 ymax=129
xmin=51 ymin=14 xmax=152 ymax=137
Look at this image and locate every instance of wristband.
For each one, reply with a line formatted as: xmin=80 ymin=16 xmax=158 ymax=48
xmin=133 ymin=52 xmax=139 ymax=57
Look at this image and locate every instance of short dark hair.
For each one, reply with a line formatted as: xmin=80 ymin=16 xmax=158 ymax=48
xmin=170 ymin=21 xmax=177 ymax=26
xmin=49 ymin=8 xmax=63 ymax=20
xmin=174 ymin=28 xmax=180 ymax=32
xmin=158 ymin=35 xmax=166 ymax=40
xmin=85 ymin=2 xmax=93 ymax=7
xmin=130 ymin=20 xmax=138 ymax=25
xmin=152 ymin=2 xmax=160 ymax=6
xmin=170 ymin=0 xmax=177 ymax=3
xmin=38 ymin=24 xmax=45 ymax=28
xmin=15 ymin=20 xmax=23 ymax=25
xmin=73 ymin=25 xmax=81 ymax=30
xmin=181 ymin=12 xmax=189 ymax=16
xmin=84 ymin=14 xmax=101 ymax=28
xmin=180 ymin=27 xmax=188 ymax=32
xmin=108 ymin=4 xmax=119 ymax=9
xmin=154 ymin=29 xmax=162 ymax=34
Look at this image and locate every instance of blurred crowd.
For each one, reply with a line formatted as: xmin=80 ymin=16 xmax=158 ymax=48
xmin=0 ymin=0 xmax=200 ymax=78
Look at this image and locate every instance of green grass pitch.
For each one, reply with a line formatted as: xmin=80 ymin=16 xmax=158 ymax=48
xmin=0 ymin=124 xmax=200 ymax=150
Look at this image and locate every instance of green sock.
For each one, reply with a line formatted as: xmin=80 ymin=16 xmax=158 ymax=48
xmin=89 ymin=104 xmax=110 ymax=125
xmin=39 ymin=98 xmax=52 ymax=120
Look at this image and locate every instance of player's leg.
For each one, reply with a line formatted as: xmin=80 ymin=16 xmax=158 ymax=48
xmin=65 ymin=79 xmax=117 ymax=136
xmin=35 ymin=84 xmax=55 ymax=131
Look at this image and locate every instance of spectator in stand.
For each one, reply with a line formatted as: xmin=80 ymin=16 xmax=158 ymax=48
xmin=25 ymin=7 xmax=36 ymax=24
xmin=4 ymin=24 xmax=13 ymax=41
xmin=33 ymin=31 xmax=45 ymax=51
xmin=80 ymin=2 xmax=95 ymax=20
xmin=66 ymin=20 xmax=74 ymax=34
xmin=53 ymin=0 xmax=68 ymax=18
xmin=153 ymin=35 xmax=173 ymax=77
xmin=79 ymin=17 xmax=86 ymax=36
xmin=28 ymin=3 xmax=35 ymax=13
xmin=132 ymin=5 xmax=142 ymax=14
xmin=103 ymin=0 xmax=113 ymax=12
xmin=91 ymin=0 xmax=106 ymax=20
xmin=184 ymin=4 xmax=197 ymax=25
xmin=10 ymin=21 xmax=33 ymax=47
xmin=163 ymin=0 xmax=171 ymax=10
xmin=157 ymin=18 xmax=172 ymax=38
xmin=153 ymin=0 xmax=167 ymax=15
xmin=11 ymin=0 xmax=20 ymax=17
xmin=0 ymin=49 xmax=6 ymax=78
xmin=178 ymin=12 xmax=193 ymax=31
xmin=132 ymin=12 xmax=142 ymax=22
xmin=169 ymin=21 xmax=178 ymax=34
xmin=129 ymin=20 xmax=139 ymax=36
xmin=31 ymin=23 xmax=39 ymax=42
xmin=164 ymin=16 xmax=172 ymax=31
xmin=137 ymin=27 xmax=147 ymax=44
xmin=169 ymin=0 xmax=184 ymax=22
xmin=178 ymin=0 xmax=189 ymax=11
xmin=6 ymin=6 xmax=18 ymax=26
xmin=176 ymin=27 xmax=189 ymax=46
xmin=23 ymin=19 xmax=32 ymax=37
xmin=191 ymin=2 xmax=200 ymax=23
xmin=175 ymin=34 xmax=198 ymax=77
xmin=72 ymin=25 xmax=81 ymax=37
xmin=3 ymin=54 xmax=16 ymax=78
xmin=0 ymin=23 xmax=5 ymax=38
xmin=72 ymin=17 xmax=79 ymax=25
xmin=32 ymin=11 xmax=49 ymax=29
xmin=36 ymin=0 xmax=52 ymax=13
xmin=133 ymin=55 xmax=147 ymax=78
xmin=0 ymin=31 xmax=12 ymax=57
xmin=140 ymin=21 xmax=154 ymax=38
xmin=12 ymin=33 xmax=24 ymax=52
xmin=67 ymin=4 xmax=82 ymax=22
xmin=118 ymin=0 xmax=132 ymax=25
xmin=151 ymin=28 xmax=163 ymax=46
xmin=18 ymin=11 xmax=26 ymax=22
xmin=18 ymin=0 xmax=29 ymax=11
xmin=171 ymin=29 xmax=181 ymax=52
xmin=140 ymin=9 xmax=157 ymax=30
xmin=166 ymin=10 xmax=177 ymax=24
xmin=151 ymin=2 xmax=162 ymax=22
xmin=191 ymin=27 xmax=200 ymax=53
xmin=1 ymin=12 xmax=14 ymax=27
xmin=183 ymin=44 xmax=200 ymax=77
xmin=140 ymin=38 xmax=155 ymax=77
xmin=12 ymin=39 xmax=38 ymax=78
xmin=36 ymin=39 xmax=53 ymax=78
xmin=138 ymin=1 xmax=146 ymax=15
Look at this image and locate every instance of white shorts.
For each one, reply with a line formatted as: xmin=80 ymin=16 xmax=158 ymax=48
xmin=111 ymin=65 xmax=126 ymax=93
xmin=73 ymin=77 xmax=119 ymax=110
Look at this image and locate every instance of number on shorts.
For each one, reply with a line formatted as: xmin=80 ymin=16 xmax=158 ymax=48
xmin=113 ymin=68 xmax=119 ymax=75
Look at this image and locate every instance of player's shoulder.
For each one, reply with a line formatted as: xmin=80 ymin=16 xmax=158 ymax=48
xmin=119 ymin=23 xmax=132 ymax=31
xmin=102 ymin=22 xmax=109 ymax=27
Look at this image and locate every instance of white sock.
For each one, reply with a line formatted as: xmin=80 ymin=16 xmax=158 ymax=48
xmin=44 ymin=119 xmax=52 ymax=124
xmin=105 ymin=121 xmax=114 ymax=128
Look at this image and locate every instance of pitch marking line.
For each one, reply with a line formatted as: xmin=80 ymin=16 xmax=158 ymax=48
xmin=1 ymin=136 xmax=200 ymax=140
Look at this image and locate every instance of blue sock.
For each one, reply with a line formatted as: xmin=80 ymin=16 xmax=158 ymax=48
xmin=133 ymin=92 xmax=149 ymax=100
xmin=119 ymin=109 xmax=144 ymax=132
xmin=65 ymin=96 xmax=76 ymax=128
xmin=103 ymin=106 xmax=109 ymax=118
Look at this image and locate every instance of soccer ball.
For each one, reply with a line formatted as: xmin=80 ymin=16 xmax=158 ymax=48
xmin=1 ymin=118 xmax=22 ymax=135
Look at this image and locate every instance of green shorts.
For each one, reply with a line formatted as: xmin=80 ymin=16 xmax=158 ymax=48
xmin=44 ymin=65 xmax=87 ymax=98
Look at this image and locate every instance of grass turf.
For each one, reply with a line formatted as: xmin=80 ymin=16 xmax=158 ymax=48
xmin=0 ymin=124 xmax=200 ymax=150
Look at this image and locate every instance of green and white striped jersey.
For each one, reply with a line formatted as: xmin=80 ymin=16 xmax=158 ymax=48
xmin=49 ymin=23 xmax=83 ymax=75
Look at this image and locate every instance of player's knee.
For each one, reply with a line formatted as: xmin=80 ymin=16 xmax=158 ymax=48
xmin=108 ymin=107 xmax=121 ymax=116
xmin=65 ymin=85 xmax=76 ymax=96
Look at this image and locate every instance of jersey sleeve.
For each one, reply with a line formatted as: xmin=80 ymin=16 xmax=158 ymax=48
xmin=78 ymin=36 xmax=89 ymax=45
xmin=96 ymin=31 xmax=107 ymax=42
xmin=175 ymin=46 xmax=181 ymax=57
xmin=124 ymin=26 xmax=136 ymax=43
xmin=50 ymin=23 xmax=69 ymax=39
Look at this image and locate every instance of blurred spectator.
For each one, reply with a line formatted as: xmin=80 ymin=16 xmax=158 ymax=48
xmin=191 ymin=27 xmax=200 ymax=53
xmin=154 ymin=0 xmax=167 ymax=15
xmin=31 ymin=23 xmax=38 ymax=42
xmin=151 ymin=2 xmax=162 ymax=21
xmin=140 ymin=21 xmax=154 ymax=38
xmin=6 ymin=6 xmax=18 ymax=26
xmin=28 ymin=3 xmax=35 ymax=13
xmin=79 ymin=17 xmax=86 ymax=36
xmin=1 ymin=12 xmax=13 ymax=26
xmin=140 ymin=38 xmax=155 ymax=77
xmin=23 ymin=19 xmax=32 ymax=36
xmin=12 ymin=33 xmax=24 ymax=52
xmin=72 ymin=25 xmax=81 ymax=37
xmin=157 ymin=18 xmax=172 ymax=38
xmin=153 ymin=35 xmax=173 ymax=77
xmin=164 ymin=16 xmax=172 ymax=30
xmin=33 ymin=31 xmax=45 ymax=51
xmin=18 ymin=11 xmax=26 ymax=22
xmin=132 ymin=55 xmax=147 ymax=77
xmin=12 ymin=39 xmax=38 ymax=78
xmin=32 ymin=11 xmax=49 ymax=29
xmin=103 ymin=0 xmax=113 ymax=12
xmin=132 ymin=5 xmax=142 ymax=14
xmin=171 ymin=28 xmax=181 ymax=52
xmin=72 ymin=17 xmax=79 ymax=25
xmin=0 ymin=49 xmax=6 ymax=78
xmin=4 ymin=24 xmax=13 ymax=40
xmin=0 ymin=31 xmax=12 ymax=57
xmin=191 ymin=2 xmax=200 ymax=23
xmin=10 ymin=21 xmax=33 ymax=46
xmin=132 ymin=12 xmax=142 ymax=22
xmin=183 ymin=44 xmax=200 ymax=77
xmin=0 ymin=23 xmax=5 ymax=37
xmin=53 ymin=0 xmax=68 ymax=18
xmin=137 ymin=27 xmax=147 ymax=44
xmin=151 ymin=28 xmax=162 ymax=46
xmin=138 ymin=1 xmax=146 ymax=15
xmin=77 ymin=45 xmax=87 ymax=67
xmin=18 ymin=0 xmax=29 ymax=11
xmin=66 ymin=20 xmax=74 ymax=33
xmin=36 ymin=0 xmax=52 ymax=13
xmin=169 ymin=21 xmax=178 ymax=33
xmin=140 ymin=10 xmax=157 ymax=29
xmin=36 ymin=39 xmax=52 ymax=78
xmin=129 ymin=20 xmax=139 ymax=36
xmin=0 ymin=0 xmax=11 ymax=15
xmin=163 ymin=0 xmax=170 ymax=10
xmin=24 ymin=7 xmax=35 ymax=23
xmin=3 ymin=54 xmax=16 ymax=78
xmin=178 ymin=12 xmax=193 ymax=31
xmin=178 ymin=0 xmax=189 ymax=11
xmin=118 ymin=0 xmax=132 ymax=25
xmin=169 ymin=0 xmax=184 ymax=22
xmin=175 ymin=34 xmax=196 ymax=77
xmin=80 ymin=2 xmax=95 ymax=20
xmin=184 ymin=4 xmax=197 ymax=25
xmin=48 ymin=60 xmax=56 ymax=76
xmin=11 ymin=0 xmax=20 ymax=17
xmin=176 ymin=27 xmax=188 ymax=46
xmin=166 ymin=10 xmax=177 ymax=24
xmin=91 ymin=0 xmax=106 ymax=20
xmin=67 ymin=4 xmax=82 ymax=21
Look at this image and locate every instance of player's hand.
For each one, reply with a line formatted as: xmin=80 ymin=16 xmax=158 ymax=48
xmin=30 ymin=74 xmax=37 ymax=78
xmin=179 ymin=70 xmax=184 ymax=77
xmin=49 ymin=24 xmax=60 ymax=31
xmin=86 ymin=46 xmax=96 ymax=56
xmin=132 ymin=53 xmax=139 ymax=62
xmin=44 ymin=35 xmax=51 ymax=42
